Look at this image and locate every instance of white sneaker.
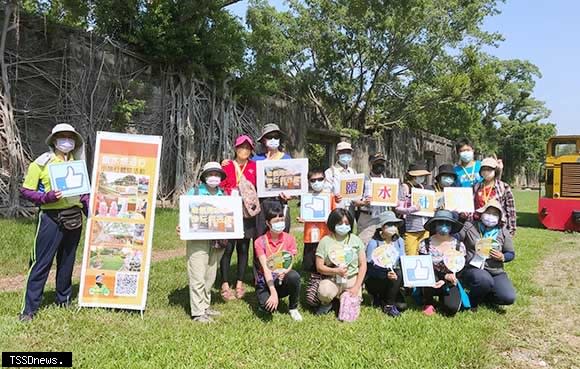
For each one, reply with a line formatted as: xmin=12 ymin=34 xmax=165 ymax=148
xmin=289 ymin=309 xmax=303 ymax=321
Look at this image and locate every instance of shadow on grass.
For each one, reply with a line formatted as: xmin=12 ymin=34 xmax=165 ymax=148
xmin=517 ymin=212 xmax=543 ymax=229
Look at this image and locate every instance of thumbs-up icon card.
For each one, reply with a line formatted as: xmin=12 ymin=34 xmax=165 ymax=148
xmin=401 ymin=255 xmax=436 ymax=287
xmin=49 ymin=160 xmax=91 ymax=197
xmin=300 ymin=193 xmax=331 ymax=222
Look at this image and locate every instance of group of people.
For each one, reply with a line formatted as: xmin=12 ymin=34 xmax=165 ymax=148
xmin=17 ymin=123 xmax=517 ymax=324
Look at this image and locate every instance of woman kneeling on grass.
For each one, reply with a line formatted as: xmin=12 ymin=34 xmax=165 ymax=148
xmin=315 ymin=208 xmax=367 ymax=318
xmin=177 ymin=162 xmax=229 ymax=323
xmin=254 ymin=206 xmax=303 ymax=321
xmin=458 ymin=199 xmax=516 ymax=310
xmin=418 ymin=210 xmax=467 ymax=316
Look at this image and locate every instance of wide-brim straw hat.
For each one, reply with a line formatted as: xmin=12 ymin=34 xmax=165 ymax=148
xmin=257 ymin=123 xmax=283 ymax=142
xmin=407 ymin=161 xmax=431 ymax=177
xmin=200 ymin=161 xmax=226 ymax=181
xmin=45 ymin=123 xmax=84 ymax=148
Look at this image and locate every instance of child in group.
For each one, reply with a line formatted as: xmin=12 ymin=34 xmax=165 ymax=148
xmin=365 ymin=211 xmax=406 ymax=317
xmin=177 ymin=162 xmax=229 ymax=323
xmin=254 ymin=206 xmax=303 ymax=321
xmin=300 ymin=169 xmax=338 ymax=307
xmin=418 ymin=210 xmax=467 ymax=316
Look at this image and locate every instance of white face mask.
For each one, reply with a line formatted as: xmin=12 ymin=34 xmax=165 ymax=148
xmin=440 ymin=175 xmax=455 ymax=187
xmin=481 ymin=213 xmax=499 ymax=227
xmin=270 ymin=221 xmax=286 ymax=233
xmin=266 ymin=138 xmax=280 ymax=150
xmin=460 ymin=150 xmax=474 ymax=163
xmin=55 ymin=138 xmax=75 ymax=153
xmin=383 ymin=225 xmax=398 ymax=235
xmin=338 ymin=153 xmax=352 ymax=166
xmin=414 ymin=176 xmax=426 ymax=185
xmin=482 ymin=170 xmax=495 ymax=181
xmin=310 ymin=180 xmax=324 ymax=192
xmin=205 ymin=176 xmax=222 ymax=188
xmin=335 ymin=224 xmax=351 ymax=236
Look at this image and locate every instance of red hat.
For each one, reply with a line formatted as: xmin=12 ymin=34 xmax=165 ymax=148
xmin=234 ymin=134 xmax=254 ymax=149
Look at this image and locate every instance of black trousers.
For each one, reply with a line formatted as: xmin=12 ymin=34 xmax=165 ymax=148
xmin=422 ymin=279 xmax=462 ymax=316
xmin=256 ymin=270 xmax=301 ymax=310
xmin=302 ymin=243 xmax=318 ymax=273
xmin=365 ymin=269 xmax=403 ymax=305
xmin=220 ymin=238 xmax=250 ymax=284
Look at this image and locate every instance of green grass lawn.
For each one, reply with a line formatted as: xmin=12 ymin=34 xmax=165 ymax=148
xmin=0 ymin=191 xmax=569 ymax=368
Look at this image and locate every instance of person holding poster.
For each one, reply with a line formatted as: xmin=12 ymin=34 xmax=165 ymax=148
xmin=253 ymin=123 xmax=293 ymax=239
xmin=254 ymin=206 xmax=303 ymax=321
xmin=220 ymin=135 xmax=259 ymax=301
xmin=365 ymin=211 xmax=406 ymax=317
xmin=395 ymin=162 xmax=433 ymax=256
xmin=315 ymin=209 xmax=367 ymax=318
xmin=457 ymin=200 xmax=516 ymax=310
xmin=19 ymin=123 xmax=89 ymax=322
xmin=418 ymin=210 xmax=467 ymax=316
xmin=473 ymin=157 xmax=517 ymax=236
xmin=179 ymin=162 xmax=229 ymax=323
xmin=323 ymin=141 xmax=357 ymax=212
xmin=358 ymin=152 xmax=391 ymax=245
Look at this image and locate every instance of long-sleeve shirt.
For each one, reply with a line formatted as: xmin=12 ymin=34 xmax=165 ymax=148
xmin=395 ymin=182 xmax=433 ymax=233
xmin=324 ymin=163 xmax=357 ymax=210
xmin=365 ymin=237 xmax=406 ymax=279
xmin=473 ymin=180 xmax=517 ymax=236
xmin=220 ymin=160 xmax=257 ymax=195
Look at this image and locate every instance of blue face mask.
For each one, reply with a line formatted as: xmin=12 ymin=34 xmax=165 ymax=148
xmin=459 ymin=151 xmax=474 ymax=163
xmin=440 ymin=175 xmax=455 ymax=187
xmin=436 ymin=223 xmax=451 ymax=235
xmin=338 ymin=154 xmax=352 ymax=166
xmin=335 ymin=224 xmax=351 ymax=236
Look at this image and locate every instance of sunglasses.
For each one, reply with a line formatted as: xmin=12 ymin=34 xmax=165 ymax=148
xmin=309 ymin=178 xmax=325 ymax=183
xmin=264 ymin=134 xmax=281 ymax=140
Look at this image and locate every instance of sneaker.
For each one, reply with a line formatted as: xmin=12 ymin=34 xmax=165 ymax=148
xmin=18 ymin=313 xmax=34 ymax=322
xmin=205 ymin=308 xmax=221 ymax=317
xmin=383 ymin=304 xmax=401 ymax=318
xmin=191 ymin=314 xmax=214 ymax=323
xmin=315 ymin=304 xmax=333 ymax=316
xmin=422 ymin=305 xmax=436 ymax=316
xmin=289 ymin=309 xmax=303 ymax=321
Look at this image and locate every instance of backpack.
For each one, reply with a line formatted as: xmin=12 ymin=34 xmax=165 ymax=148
xmin=234 ymin=162 xmax=261 ymax=218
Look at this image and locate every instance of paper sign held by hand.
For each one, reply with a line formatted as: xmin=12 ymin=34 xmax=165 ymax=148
xmin=301 ymin=193 xmax=331 ymax=222
xmin=48 ymin=160 xmax=91 ymax=197
xmin=411 ymin=188 xmax=436 ymax=217
xmin=444 ymin=187 xmax=475 ymax=213
xmin=339 ymin=174 xmax=365 ymax=199
xmin=401 ymin=255 xmax=436 ymax=287
xmin=370 ymin=178 xmax=399 ymax=207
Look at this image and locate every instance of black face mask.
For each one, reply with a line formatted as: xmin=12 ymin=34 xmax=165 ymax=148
xmin=372 ymin=164 xmax=385 ymax=174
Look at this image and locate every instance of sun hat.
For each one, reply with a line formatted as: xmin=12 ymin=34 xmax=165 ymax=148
xmin=200 ymin=161 xmax=226 ymax=181
xmin=45 ymin=123 xmax=83 ymax=147
xmin=375 ymin=211 xmax=403 ymax=229
xmin=370 ymin=152 xmax=386 ymax=164
xmin=475 ymin=199 xmax=506 ymax=222
xmin=407 ymin=161 xmax=431 ymax=177
xmin=257 ymin=123 xmax=283 ymax=142
xmin=336 ymin=141 xmax=353 ymax=152
xmin=234 ymin=134 xmax=254 ymax=149
xmin=435 ymin=164 xmax=457 ymax=181
xmin=424 ymin=209 xmax=464 ymax=234
xmin=480 ymin=157 xmax=498 ymax=170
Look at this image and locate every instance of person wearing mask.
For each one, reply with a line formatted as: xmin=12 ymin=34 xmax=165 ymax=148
xmin=254 ymin=206 xmax=303 ymax=321
xmin=453 ymin=138 xmax=482 ymax=188
xmin=458 ymin=200 xmax=516 ymax=310
xmin=395 ymin=162 xmax=433 ymax=256
xmin=358 ymin=153 xmax=390 ymax=245
xmin=365 ymin=211 xmax=406 ymax=317
xmin=19 ymin=124 xmax=89 ymax=322
xmin=418 ymin=210 xmax=467 ymax=316
xmin=253 ymin=124 xmax=293 ymax=238
xmin=314 ymin=208 xmax=367 ymax=317
xmin=473 ymin=158 xmax=517 ymax=237
xmin=433 ymin=163 xmax=459 ymax=210
xmin=220 ymin=135 xmax=259 ymax=301
xmin=177 ymin=162 xmax=229 ymax=323
xmin=324 ymin=141 xmax=357 ymax=212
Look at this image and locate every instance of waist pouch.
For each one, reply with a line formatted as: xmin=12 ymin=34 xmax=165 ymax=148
xmin=46 ymin=207 xmax=83 ymax=230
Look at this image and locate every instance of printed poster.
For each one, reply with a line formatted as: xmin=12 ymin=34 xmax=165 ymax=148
xmin=48 ymin=160 xmax=91 ymax=197
xmin=300 ymin=193 xmax=332 ymax=222
xmin=256 ymin=158 xmax=309 ymax=198
xmin=78 ymin=132 xmax=162 ymax=311
xmin=411 ymin=188 xmax=436 ymax=217
xmin=179 ymin=196 xmax=244 ymax=240
xmin=370 ymin=178 xmax=399 ymax=207
xmin=339 ymin=174 xmax=365 ymax=200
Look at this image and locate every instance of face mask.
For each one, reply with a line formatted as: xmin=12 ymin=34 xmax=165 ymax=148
xmin=335 ymin=224 xmax=351 ymax=236
xmin=459 ymin=150 xmax=474 ymax=163
xmin=436 ymin=223 xmax=451 ymax=236
xmin=338 ymin=154 xmax=352 ymax=166
xmin=482 ymin=170 xmax=495 ymax=181
xmin=205 ymin=176 xmax=221 ymax=188
xmin=266 ymin=138 xmax=280 ymax=149
xmin=481 ymin=213 xmax=499 ymax=227
xmin=270 ymin=221 xmax=286 ymax=233
xmin=55 ymin=138 xmax=75 ymax=153
xmin=310 ymin=180 xmax=324 ymax=192
xmin=372 ymin=164 xmax=385 ymax=175
xmin=440 ymin=175 xmax=455 ymax=187
xmin=414 ymin=176 xmax=426 ymax=185
xmin=382 ymin=225 xmax=399 ymax=241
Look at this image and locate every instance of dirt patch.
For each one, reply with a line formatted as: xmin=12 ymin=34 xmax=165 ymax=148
xmin=499 ymin=235 xmax=580 ymax=369
xmin=0 ymin=248 xmax=185 ymax=293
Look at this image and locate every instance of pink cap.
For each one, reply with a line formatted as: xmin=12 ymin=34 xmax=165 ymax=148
xmin=235 ymin=134 xmax=254 ymax=149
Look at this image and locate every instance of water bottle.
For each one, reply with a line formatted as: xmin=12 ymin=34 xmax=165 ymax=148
xmin=336 ymin=263 xmax=347 ymax=285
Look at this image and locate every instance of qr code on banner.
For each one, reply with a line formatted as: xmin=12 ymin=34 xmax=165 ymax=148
xmin=114 ymin=272 xmax=139 ymax=297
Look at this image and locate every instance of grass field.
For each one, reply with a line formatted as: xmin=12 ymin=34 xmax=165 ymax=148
xmin=0 ymin=190 xmax=575 ymax=369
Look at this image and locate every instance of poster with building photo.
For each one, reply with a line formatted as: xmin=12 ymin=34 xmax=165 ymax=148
xmin=256 ymin=158 xmax=309 ymax=198
xmin=179 ymin=196 xmax=244 ymax=240
xmin=79 ymin=132 xmax=161 ymax=311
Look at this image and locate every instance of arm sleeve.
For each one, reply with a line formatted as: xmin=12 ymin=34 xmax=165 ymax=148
xmin=504 ymin=185 xmax=517 ymax=236
xmin=503 ymin=251 xmax=515 ymax=262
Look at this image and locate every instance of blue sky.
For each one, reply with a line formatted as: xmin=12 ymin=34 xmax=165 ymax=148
xmin=227 ymin=0 xmax=578 ymax=135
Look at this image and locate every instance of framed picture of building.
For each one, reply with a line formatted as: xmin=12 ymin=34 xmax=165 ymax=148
xmin=256 ymin=158 xmax=309 ymax=198
xmin=179 ymin=196 xmax=244 ymax=240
